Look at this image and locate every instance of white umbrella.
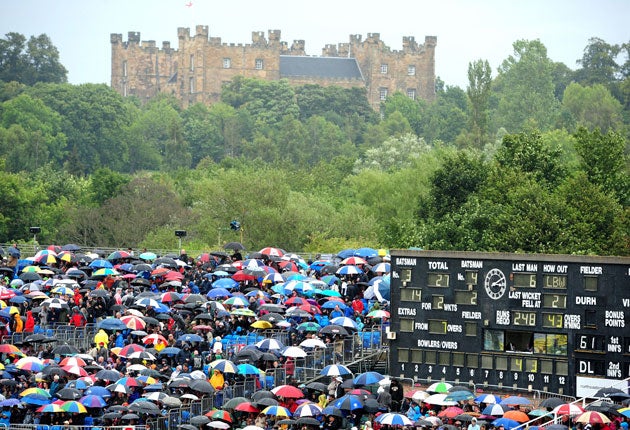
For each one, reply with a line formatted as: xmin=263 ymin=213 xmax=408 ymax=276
xmin=423 ymin=393 xmax=458 ymax=406
xmin=282 ymin=346 xmax=307 ymax=358
xmin=300 ymin=338 xmax=326 ymax=348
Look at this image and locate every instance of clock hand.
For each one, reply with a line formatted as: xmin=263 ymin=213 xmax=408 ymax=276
xmin=492 ymin=280 xmax=503 ymax=287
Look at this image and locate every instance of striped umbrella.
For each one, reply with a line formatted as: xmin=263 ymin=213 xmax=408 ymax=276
xmin=210 ymin=359 xmax=238 ymax=374
xmin=294 ymin=402 xmax=323 ymax=417
xmin=79 ymin=395 xmax=108 ymax=408
xmin=20 ymin=388 xmax=51 ymax=398
xmin=121 ymin=315 xmax=146 ymax=330
xmin=376 ymin=413 xmax=414 ymax=426
xmin=15 ymin=356 xmax=45 ymax=372
xmin=320 ymin=364 xmax=352 ymax=377
xmin=262 ymin=405 xmax=292 ymax=417
xmin=61 ymin=400 xmax=88 ymax=413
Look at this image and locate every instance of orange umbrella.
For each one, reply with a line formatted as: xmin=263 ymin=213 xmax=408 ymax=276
xmin=503 ymin=410 xmax=531 ymax=422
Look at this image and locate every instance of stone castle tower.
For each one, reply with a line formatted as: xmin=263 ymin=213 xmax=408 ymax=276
xmin=111 ymin=26 xmax=437 ymax=110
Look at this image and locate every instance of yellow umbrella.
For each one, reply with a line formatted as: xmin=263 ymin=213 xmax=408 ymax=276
xmin=251 ymin=320 xmax=273 ymax=329
xmin=22 ymin=266 xmax=41 ymax=273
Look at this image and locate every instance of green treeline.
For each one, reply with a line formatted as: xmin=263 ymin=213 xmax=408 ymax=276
xmin=0 ymin=35 xmax=628 ymax=255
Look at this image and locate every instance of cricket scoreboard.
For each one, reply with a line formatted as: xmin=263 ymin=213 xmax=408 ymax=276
xmin=388 ymin=250 xmax=630 ymax=396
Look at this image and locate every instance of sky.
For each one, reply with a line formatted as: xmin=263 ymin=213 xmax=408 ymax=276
xmin=1 ymin=0 xmax=629 ymax=89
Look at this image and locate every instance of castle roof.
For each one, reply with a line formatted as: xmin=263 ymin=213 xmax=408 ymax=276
xmin=279 ymin=56 xmax=363 ymax=80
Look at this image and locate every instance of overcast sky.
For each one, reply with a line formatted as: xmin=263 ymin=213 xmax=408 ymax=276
xmin=1 ymin=0 xmax=629 ymax=89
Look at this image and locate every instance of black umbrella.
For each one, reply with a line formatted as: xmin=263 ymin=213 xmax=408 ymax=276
xmin=0 ymin=267 xmax=15 ymax=277
xmin=363 ymin=398 xmax=381 ymax=413
xmin=539 ymin=397 xmax=565 ymax=409
xmin=128 ymin=401 xmax=160 ymax=414
xmin=235 ymin=349 xmax=263 ymax=362
xmin=223 ymin=397 xmax=251 ymax=410
xmin=96 ymin=369 xmax=123 ymax=381
xmin=319 ymin=325 xmax=349 ymax=336
xmin=184 ymin=294 xmax=206 ymax=304
xmin=56 ymin=387 xmax=82 ymax=400
xmin=41 ymin=365 xmax=67 ymax=377
xmin=179 ymin=425 xmax=198 ymax=430
xmin=190 ymin=416 xmax=211 ymax=426
xmin=121 ymin=413 xmax=141 ymax=420
xmin=296 ymin=417 xmax=321 ymax=427
xmin=189 ymin=379 xmax=215 ymax=394
xmin=51 ymin=344 xmax=80 ymax=356
xmin=260 ymin=313 xmax=286 ymax=323
xmin=252 ymin=390 xmax=275 ymax=401
xmin=88 ymin=289 xmax=110 ymax=298
xmin=141 ymin=316 xmax=160 ymax=326
xmin=585 ymin=400 xmax=620 ymax=414
xmin=107 ymin=405 xmax=130 ymax=413
xmin=19 ymin=272 xmax=41 ymax=282
xmin=101 ymin=412 xmax=122 ymax=420
xmin=7 ymin=246 xmax=20 ymax=258
xmin=154 ymin=257 xmax=178 ymax=268
xmin=24 ymin=333 xmax=52 ymax=343
xmin=224 ymin=242 xmax=245 ymax=251
xmin=593 ymin=387 xmax=628 ymax=398
xmin=306 ymin=382 xmax=328 ymax=393
xmin=256 ymin=398 xmax=279 ymax=408
xmin=61 ymin=244 xmax=81 ymax=251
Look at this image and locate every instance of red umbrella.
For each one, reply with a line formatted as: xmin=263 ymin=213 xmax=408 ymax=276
xmin=142 ymin=334 xmax=167 ymax=346
xmin=118 ymin=344 xmax=145 ymax=358
xmin=438 ymin=407 xmax=465 ymax=418
xmin=235 ymin=402 xmax=260 ymax=413
xmin=271 ymin=385 xmax=304 ymax=398
xmin=0 ymin=344 xmax=22 ymax=354
xmin=553 ymin=404 xmax=584 ymax=417
xmin=151 ymin=267 xmax=170 ymax=277
xmin=206 ymin=410 xmax=233 ymax=423
xmin=232 ymin=270 xmax=256 ymax=282
xmin=120 ymin=315 xmax=147 ymax=330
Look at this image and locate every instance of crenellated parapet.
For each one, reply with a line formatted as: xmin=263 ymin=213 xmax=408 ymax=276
xmin=111 ymin=26 xmax=436 ymax=109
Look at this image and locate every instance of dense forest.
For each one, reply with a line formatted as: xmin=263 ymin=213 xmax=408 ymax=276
xmin=0 ymin=33 xmax=628 ymax=255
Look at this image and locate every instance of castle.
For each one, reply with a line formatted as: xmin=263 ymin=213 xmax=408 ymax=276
xmin=110 ymin=26 xmax=437 ymax=110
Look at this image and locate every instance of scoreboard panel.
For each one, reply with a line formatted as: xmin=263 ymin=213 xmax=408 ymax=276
xmin=389 ymin=250 xmax=630 ymax=396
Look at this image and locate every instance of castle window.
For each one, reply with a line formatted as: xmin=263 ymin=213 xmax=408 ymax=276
xmin=122 ymin=61 xmax=128 ymax=77
xmin=190 ymin=54 xmax=194 ymax=71
xmin=255 ymin=59 xmax=264 ymax=70
xmin=122 ymin=83 xmax=127 ymax=97
xmin=408 ymin=65 xmax=416 ymax=76
xmin=223 ymin=58 xmax=231 ymax=69
xmin=189 ymin=77 xmax=195 ymax=94
xmin=379 ymin=88 xmax=388 ymax=101
xmin=380 ymin=64 xmax=388 ymax=74
xmin=407 ymin=89 xmax=416 ymax=100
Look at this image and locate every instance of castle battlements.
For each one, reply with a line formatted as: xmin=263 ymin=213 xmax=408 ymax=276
xmin=110 ymin=26 xmax=436 ymax=110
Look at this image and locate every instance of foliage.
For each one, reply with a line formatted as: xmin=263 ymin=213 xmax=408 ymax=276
xmin=0 ymin=32 xmax=67 ymax=85
xmin=466 ymin=59 xmax=492 ymax=148
xmin=493 ymin=39 xmax=561 ymax=132
xmin=561 ymin=82 xmax=624 ymax=133
xmin=353 ymin=133 xmax=429 ymax=173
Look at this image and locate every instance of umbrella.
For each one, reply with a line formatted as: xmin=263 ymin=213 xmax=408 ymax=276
xmin=224 ymin=242 xmax=245 ymax=250
xmin=128 ymin=400 xmax=161 ymax=414
xmin=262 ymin=405 xmax=292 ymax=417
xmin=296 ymin=417 xmax=320 ymax=427
xmin=209 ymin=421 xmax=231 ymax=429
xmin=503 ymin=410 xmax=530 ymax=422
xmin=224 ymin=397 xmax=251 ymax=410
xmin=210 ymin=359 xmax=238 ymax=374
xmin=438 ymin=406 xmax=465 ymax=418
xmin=238 ymin=363 xmax=263 ymax=376
xmin=423 ymin=394 xmax=457 ymax=406
xmin=482 ymin=404 xmax=510 ymax=416
xmin=80 ymin=394 xmax=108 ymax=408
xmin=256 ymin=338 xmax=284 ymax=351
xmin=319 ymin=325 xmax=349 ymax=336
xmin=271 ymin=385 xmax=304 ymax=398
xmin=38 ymin=403 xmax=63 ymax=413
xmin=84 ymin=386 xmax=111 ymax=398
xmin=444 ymin=390 xmax=475 ymax=402
xmin=322 ymin=406 xmax=343 ymax=417
xmin=190 ymin=416 xmax=211 ymax=426
xmin=553 ymin=404 xmax=585 ymax=417
xmin=120 ymin=315 xmax=146 ymax=330
xmin=575 ymin=411 xmax=611 ymax=424
xmin=61 ymin=400 xmax=88 ymax=413
xmin=353 ymin=371 xmax=385 ymax=386
xmin=15 ymin=356 xmax=45 ymax=372
xmin=491 ymin=418 xmax=521 ymax=430
xmin=207 ymin=409 xmax=233 ymax=423
xmin=118 ymin=344 xmax=146 ymax=358
xmin=96 ymin=369 xmax=123 ymax=382
xmin=121 ymin=413 xmax=141 ymax=420
xmin=282 ymin=346 xmax=307 ymax=358
xmin=294 ymin=403 xmax=323 ymax=417
xmin=178 ymin=333 xmax=204 ymax=342
xmin=0 ymin=344 xmax=24 ymax=355
xmin=189 ymin=379 xmax=215 ymax=394
xmin=376 ymin=413 xmax=414 ymax=426
xmin=51 ymin=344 xmax=80 ymax=356
xmin=235 ymin=402 xmax=260 ymax=413
xmin=320 ymin=364 xmax=352 ymax=377
xmin=56 ymin=388 xmax=83 ymax=400
xmin=20 ymin=387 xmax=51 ymax=398
xmin=475 ymin=394 xmax=502 ymax=405
xmin=332 ymin=394 xmax=363 ymax=411
xmin=97 ymin=317 xmax=128 ymax=331
xmin=500 ymin=396 xmax=532 ymax=406
xmin=306 ymin=382 xmax=328 ymax=393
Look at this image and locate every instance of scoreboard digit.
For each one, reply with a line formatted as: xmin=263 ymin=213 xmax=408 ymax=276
xmin=389 ymin=251 xmax=630 ymax=397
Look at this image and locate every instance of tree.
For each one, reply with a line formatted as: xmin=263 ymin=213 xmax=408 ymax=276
xmin=181 ymin=103 xmax=224 ymax=166
xmin=493 ymin=40 xmax=560 ymax=132
xmin=382 ymin=92 xmax=424 ymax=136
xmin=466 ymin=59 xmax=492 ymax=147
xmin=573 ymin=127 xmax=629 ymax=205
xmin=562 ymin=83 xmax=624 ymax=133
xmin=0 ymin=32 xmax=67 ymax=85
xmin=575 ymin=37 xmax=622 ymax=85
xmin=495 ymin=131 xmax=566 ymax=186
xmin=354 ymin=133 xmax=429 ymax=173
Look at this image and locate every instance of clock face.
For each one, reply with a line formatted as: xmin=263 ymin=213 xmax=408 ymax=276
xmin=484 ymin=268 xmax=507 ymax=300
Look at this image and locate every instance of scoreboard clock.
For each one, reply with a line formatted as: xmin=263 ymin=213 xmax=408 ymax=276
xmin=389 ymin=250 xmax=630 ymax=397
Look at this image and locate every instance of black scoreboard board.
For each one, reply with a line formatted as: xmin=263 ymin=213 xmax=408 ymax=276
xmin=388 ymin=250 xmax=630 ymax=397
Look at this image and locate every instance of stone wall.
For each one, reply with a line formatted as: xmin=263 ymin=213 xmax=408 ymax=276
xmin=111 ymin=26 xmax=437 ymax=110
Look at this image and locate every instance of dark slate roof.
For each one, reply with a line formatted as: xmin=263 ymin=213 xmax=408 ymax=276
xmin=280 ymin=56 xmax=363 ymax=80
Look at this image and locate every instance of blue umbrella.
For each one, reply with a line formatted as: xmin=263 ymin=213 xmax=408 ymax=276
xmin=336 ymin=249 xmax=355 ymax=259
xmin=322 ymin=301 xmax=347 ymax=310
xmin=9 ymin=295 xmax=28 ymax=304
xmin=212 ymin=270 xmax=230 ymax=278
xmin=158 ymin=347 xmax=182 ymax=356
xmin=89 ymin=259 xmax=113 ymax=269
xmin=476 ymin=394 xmax=502 ymax=404
xmin=0 ymin=399 xmax=21 ymax=407
xmin=237 ymin=363 xmax=262 ymax=375
xmin=353 ymin=247 xmax=379 ymax=258
xmin=482 ymin=404 xmax=510 ymax=416
xmin=336 ymin=265 xmax=363 ymax=276
xmin=376 ymin=413 xmax=414 ymax=426
xmin=178 ymin=333 xmax=204 ymax=343
xmin=321 ymin=406 xmax=343 ymax=417
xmin=213 ymin=278 xmax=238 ymax=289
xmin=352 ymin=371 xmax=385 ymax=386
xmin=207 ymin=288 xmax=232 ymax=299
xmin=97 ymin=318 xmax=127 ymax=331
xmin=500 ymin=396 xmax=532 ymax=406
xmin=21 ymin=394 xmax=50 ymax=406
xmin=492 ymin=418 xmax=521 ymax=430
xmin=332 ymin=394 xmax=363 ymax=411
xmin=256 ymin=338 xmax=284 ymax=351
